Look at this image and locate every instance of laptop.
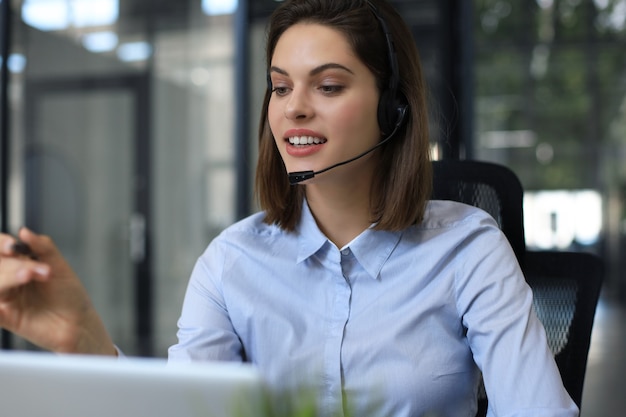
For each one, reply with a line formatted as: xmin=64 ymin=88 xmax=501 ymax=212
xmin=0 ymin=350 xmax=265 ymax=417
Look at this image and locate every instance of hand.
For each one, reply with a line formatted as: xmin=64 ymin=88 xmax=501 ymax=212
xmin=0 ymin=228 xmax=117 ymax=356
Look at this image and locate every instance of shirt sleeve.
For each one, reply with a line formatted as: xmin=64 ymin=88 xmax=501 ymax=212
xmin=168 ymin=239 xmax=244 ymax=363
xmin=453 ymin=212 xmax=579 ymax=417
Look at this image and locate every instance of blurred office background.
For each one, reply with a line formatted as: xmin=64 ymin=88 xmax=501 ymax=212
xmin=0 ymin=0 xmax=625 ymax=414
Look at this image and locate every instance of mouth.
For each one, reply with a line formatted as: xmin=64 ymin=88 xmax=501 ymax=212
xmin=287 ymin=136 xmax=328 ymax=147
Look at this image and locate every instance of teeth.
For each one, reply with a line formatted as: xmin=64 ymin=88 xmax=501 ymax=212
xmin=288 ymin=136 xmax=326 ymax=145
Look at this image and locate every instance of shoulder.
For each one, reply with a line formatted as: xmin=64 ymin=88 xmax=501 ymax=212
xmin=192 ymin=211 xmax=289 ymax=279
xmin=405 ymin=200 xmax=511 ymax=267
xmin=211 ymin=211 xmax=288 ymax=248
xmin=219 ymin=211 xmax=279 ymax=237
xmin=203 ymin=211 xmax=296 ymax=259
xmin=419 ymin=199 xmax=499 ymax=232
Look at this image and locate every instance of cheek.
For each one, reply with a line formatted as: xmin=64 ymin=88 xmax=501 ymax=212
xmin=330 ymin=99 xmax=380 ymax=142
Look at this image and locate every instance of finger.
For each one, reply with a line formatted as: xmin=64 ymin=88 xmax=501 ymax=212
xmin=17 ymin=227 xmax=38 ymax=246
xmin=15 ymin=267 xmax=51 ymax=287
xmin=0 ymin=259 xmax=51 ymax=293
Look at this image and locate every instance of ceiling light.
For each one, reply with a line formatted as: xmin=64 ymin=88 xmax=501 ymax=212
xmin=202 ymin=0 xmax=238 ymax=16
xmin=82 ymin=31 xmax=118 ymax=53
xmin=117 ymin=42 xmax=152 ymax=62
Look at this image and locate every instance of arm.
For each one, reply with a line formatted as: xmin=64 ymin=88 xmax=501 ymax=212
xmin=455 ymin=217 xmax=578 ymax=416
xmin=168 ymin=238 xmax=244 ymax=363
xmin=0 ymin=227 xmax=116 ymax=356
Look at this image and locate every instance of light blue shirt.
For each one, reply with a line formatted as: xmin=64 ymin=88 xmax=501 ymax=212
xmin=168 ymin=200 xmax=578 ymax=417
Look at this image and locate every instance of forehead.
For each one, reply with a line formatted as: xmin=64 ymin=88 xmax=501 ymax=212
xmin=271 ymin=23 xmax=357 ymax=67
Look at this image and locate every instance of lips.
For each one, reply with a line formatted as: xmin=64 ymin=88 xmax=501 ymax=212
xmin=283 ymin=129 xmax=327 ymax=157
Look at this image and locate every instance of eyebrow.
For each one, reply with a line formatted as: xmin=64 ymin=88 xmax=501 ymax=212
xmin=269 ymin=62 xmax=355 ymax=78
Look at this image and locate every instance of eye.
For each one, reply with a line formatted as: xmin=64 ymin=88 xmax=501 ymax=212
xmin=271 ymin=86 xmax=291 ymax=97
xmin=319 ymin=84 xmax=344 ymax=95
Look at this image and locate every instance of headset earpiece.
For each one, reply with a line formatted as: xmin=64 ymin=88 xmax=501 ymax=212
xmin=377 ymin=89 xmax=408 ymax=135
xmin=367 ymin=0 xmax=409 ymax=135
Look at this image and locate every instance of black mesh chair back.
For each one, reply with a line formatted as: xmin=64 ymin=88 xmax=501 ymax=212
xmin=431 ymin=159 xmax=526 ymax=263
xmin=524 ymin=250 xmax=603 ymax=409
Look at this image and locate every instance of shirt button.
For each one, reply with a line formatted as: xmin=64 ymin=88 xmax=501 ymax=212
xmin=341 ymin=248 xmax=351 ymax=256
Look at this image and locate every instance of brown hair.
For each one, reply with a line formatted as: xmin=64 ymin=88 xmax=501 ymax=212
xmin=255 ymin=0 xmax=432 ymax=231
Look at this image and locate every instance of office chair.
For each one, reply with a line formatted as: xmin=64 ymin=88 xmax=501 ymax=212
xmin=431 ymin=159 xmax=603 ymax=416
xmin=431 ymin=159 xmax=526 ymax=263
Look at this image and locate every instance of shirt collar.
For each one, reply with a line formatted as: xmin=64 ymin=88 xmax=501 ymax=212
xmin=348 ymin=226 xmax=403 ymax=280
xmin=296 ymin=200 xmax=403 ymax=280
xmin=296 ymin=200 xmax=330 ymax=263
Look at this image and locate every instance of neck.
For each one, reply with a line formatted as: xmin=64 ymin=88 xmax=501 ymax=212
xmin=305 ymin=174 xmax=374 ymax=248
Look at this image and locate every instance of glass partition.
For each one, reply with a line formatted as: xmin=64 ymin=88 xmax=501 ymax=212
xmin=5 ymin=0 xmax=242 ymax=356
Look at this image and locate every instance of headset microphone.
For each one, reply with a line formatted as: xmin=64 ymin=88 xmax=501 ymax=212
xmin=287 ymin=105 xmax=407 ymax=185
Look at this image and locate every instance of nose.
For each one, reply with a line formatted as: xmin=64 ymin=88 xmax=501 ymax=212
xmin=284 ymin=87 xmax=313 ymax=120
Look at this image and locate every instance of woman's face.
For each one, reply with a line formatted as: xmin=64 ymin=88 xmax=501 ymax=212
xmin=268 ymin=23 xmax=381 ymax=184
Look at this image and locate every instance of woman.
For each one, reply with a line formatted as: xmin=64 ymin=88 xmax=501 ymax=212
xmin=0 ymin=0 xmax=577 ymax=416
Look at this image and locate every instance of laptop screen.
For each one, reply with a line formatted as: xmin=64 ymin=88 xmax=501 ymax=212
xmin=0 ymin=350 xmax=264 ymax=417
